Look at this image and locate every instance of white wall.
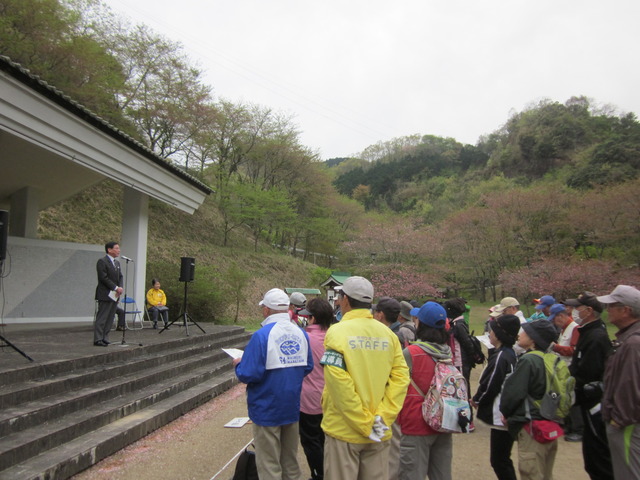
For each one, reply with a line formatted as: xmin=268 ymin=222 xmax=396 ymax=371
xmin=0 ymin=237 xmax=134 ymax=323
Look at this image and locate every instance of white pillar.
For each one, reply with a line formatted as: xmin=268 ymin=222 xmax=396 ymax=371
xmin=121 ymin=187 xmax=149 ymax=308
xmin=10 ymin=186 xmax=39 ymax=238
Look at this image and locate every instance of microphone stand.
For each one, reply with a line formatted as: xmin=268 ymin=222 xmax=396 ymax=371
xmin=119 ymin=257 xmax=133 ymax=346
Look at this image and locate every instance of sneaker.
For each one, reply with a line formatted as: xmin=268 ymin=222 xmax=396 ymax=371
xmin=564 ymin=433 xmax=582 ymax=442
xmin=153 ymin=323 xmax=157 ymax=329
xmin=468 ymin=422 xmax=476 ymax=433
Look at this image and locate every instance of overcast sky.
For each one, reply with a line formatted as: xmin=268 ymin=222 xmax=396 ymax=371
xmin=104 ymin=0 xmax=640 ymax=160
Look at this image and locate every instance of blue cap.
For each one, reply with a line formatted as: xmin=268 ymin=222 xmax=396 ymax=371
xmin=535 ymin=295 xmax=556 ymax=310
xmin=546 ymin=303 xmax=566 ymax=323
xmin=409 ymin=301 xmax=447 ymax=329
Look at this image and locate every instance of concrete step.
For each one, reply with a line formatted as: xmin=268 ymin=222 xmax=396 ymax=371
xmin=0 ymin=325 xmax=250 ymax=480
xmin=0 ymin=329 xmax=250 ymax=412
xmin=0 ymin=327 xmax=245 ymax=387
xmin=0 ymin=369 xmax=239 ymax=480
xmin=0 ymin=355 xmax=234 ymax=470
xmin=0 ymin=331 xmax=250 ymax=437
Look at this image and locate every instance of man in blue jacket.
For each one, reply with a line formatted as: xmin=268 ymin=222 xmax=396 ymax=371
xmin=234 ymin=288 xmax=313 ymax=480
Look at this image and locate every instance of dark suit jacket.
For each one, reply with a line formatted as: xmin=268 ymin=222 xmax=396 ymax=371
xmin=95 ymin=255 xmax=123 ymax=301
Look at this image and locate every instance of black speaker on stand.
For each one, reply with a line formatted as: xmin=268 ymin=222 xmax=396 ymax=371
xmin=179 ymin=256 xmax=195 ymax=282
xmin=159 ymin=257 xmax=205 ymax=335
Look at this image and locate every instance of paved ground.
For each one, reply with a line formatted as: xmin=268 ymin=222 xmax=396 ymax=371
xmin=69 ymin=370 xmax=590 ymax=480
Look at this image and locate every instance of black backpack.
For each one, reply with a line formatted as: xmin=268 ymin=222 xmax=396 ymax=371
xmin=469 ymin=330 xmax=486 ymax=366
xmin=232 ymin=445 xmax=259 ymax=480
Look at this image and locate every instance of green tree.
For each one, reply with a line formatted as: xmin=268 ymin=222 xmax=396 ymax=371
xmin=108 ymin=24 xmax=211 ymax=159
xmin=225 ymin=262 xmax=251 ymax=323
xmin=0 ymin=0 xmax=126 ymax=124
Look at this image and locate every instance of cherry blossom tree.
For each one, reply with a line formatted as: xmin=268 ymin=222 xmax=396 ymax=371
xmin=370 ymin=264 xmax=441 ymax=300
xmin=499 ymin=258 xmax=640 ymax=301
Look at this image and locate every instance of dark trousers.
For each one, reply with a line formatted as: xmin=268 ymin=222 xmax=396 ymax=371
xmin=116 ymin=306 xmax=125 ymax=328
xmin=490 ymin=428 xmax=517 ymax=480
xmin=94 ymin=300 xmax=116 ymax=343
xmin=582 ymin=408 xmax=614 ymax=480
xmin=149 ymin=306 xmax=169 ymax=325
xmin=564 ymin=404 xmax=584 ymax=435
xmin=299 ymin=412 xmax=324 ymax=480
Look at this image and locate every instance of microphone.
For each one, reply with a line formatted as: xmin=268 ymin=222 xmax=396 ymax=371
xmin=121 ymin=255 xmax=134 ymax=262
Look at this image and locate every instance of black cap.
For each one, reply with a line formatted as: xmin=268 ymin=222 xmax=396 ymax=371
xmin=375 ymin=297 xmax=401 ymax=322
xmin=489 ymin=314 xmax=521 ymax=347
xmin=563 ymin=291 xmax=603 ymax=313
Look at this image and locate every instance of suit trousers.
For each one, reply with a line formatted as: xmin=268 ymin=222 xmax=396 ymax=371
xmin=252 ymin=422 xmax=302 ymax=480
xmin=324 ymin=435 xmax=390 ymax=480
xmin=95 ymin=300 xmax=116 ymax=343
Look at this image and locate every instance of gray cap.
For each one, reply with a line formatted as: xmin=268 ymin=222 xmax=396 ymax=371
xmin=341 ymin=276 xmax=374 ymax=303
xmin=521 ymin=320 xmax=558 ymax=351
xmin=400 ymin=301 xmax=413 ymax=321
xmin=597 ymin=285 xmax=640 ymax=310
xmin=289 ymin=292 xmax=307 ymax=307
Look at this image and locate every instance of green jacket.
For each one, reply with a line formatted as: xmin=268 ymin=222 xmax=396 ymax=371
xmin=499 ymin=350 xmax=547 ymax=438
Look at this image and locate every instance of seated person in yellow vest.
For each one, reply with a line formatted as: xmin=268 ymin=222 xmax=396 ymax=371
xmin=146 ymin=278 xmax=169 ymax=329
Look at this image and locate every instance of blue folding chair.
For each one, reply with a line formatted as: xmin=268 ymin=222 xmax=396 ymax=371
xmin=120 ymin=296 xmax=146 ymax=330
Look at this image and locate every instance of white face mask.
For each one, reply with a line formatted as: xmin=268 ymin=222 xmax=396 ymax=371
xmin=572 ymin=308 xmax=582 ymax=325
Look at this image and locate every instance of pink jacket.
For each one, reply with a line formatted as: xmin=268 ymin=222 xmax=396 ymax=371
xmin=300 ymin=324 xmax=327 ymax=415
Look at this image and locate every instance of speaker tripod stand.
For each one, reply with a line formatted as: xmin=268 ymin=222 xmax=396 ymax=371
xmin=159 ymin=280 xmax=205 ymax=336
xmin=0 ymin=333 xmax=35 ymax=362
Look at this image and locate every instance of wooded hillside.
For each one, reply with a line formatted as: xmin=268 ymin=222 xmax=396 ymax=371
xmin=4 ymin=0 xmax=639 ymax=310
xmin=330 ymin=98 xmax=640 ymax=301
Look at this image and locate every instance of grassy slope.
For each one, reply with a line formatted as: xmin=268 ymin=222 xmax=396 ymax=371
xmin=39 ymin=180 xmax=319 ymax=325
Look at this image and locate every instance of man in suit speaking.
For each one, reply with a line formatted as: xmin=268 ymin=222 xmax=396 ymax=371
xmin=94 ymin=241 xmax=124 ymax=346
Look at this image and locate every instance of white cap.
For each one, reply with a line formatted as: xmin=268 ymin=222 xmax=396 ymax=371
xmin=259 ymin=288 xmax=290 ymax=311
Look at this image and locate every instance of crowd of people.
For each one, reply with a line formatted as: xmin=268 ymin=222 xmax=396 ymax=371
xmin=228 ymin=276 xmax=640 ymax=480
xmin=91 ymin=243 xmax=638 ymax=479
